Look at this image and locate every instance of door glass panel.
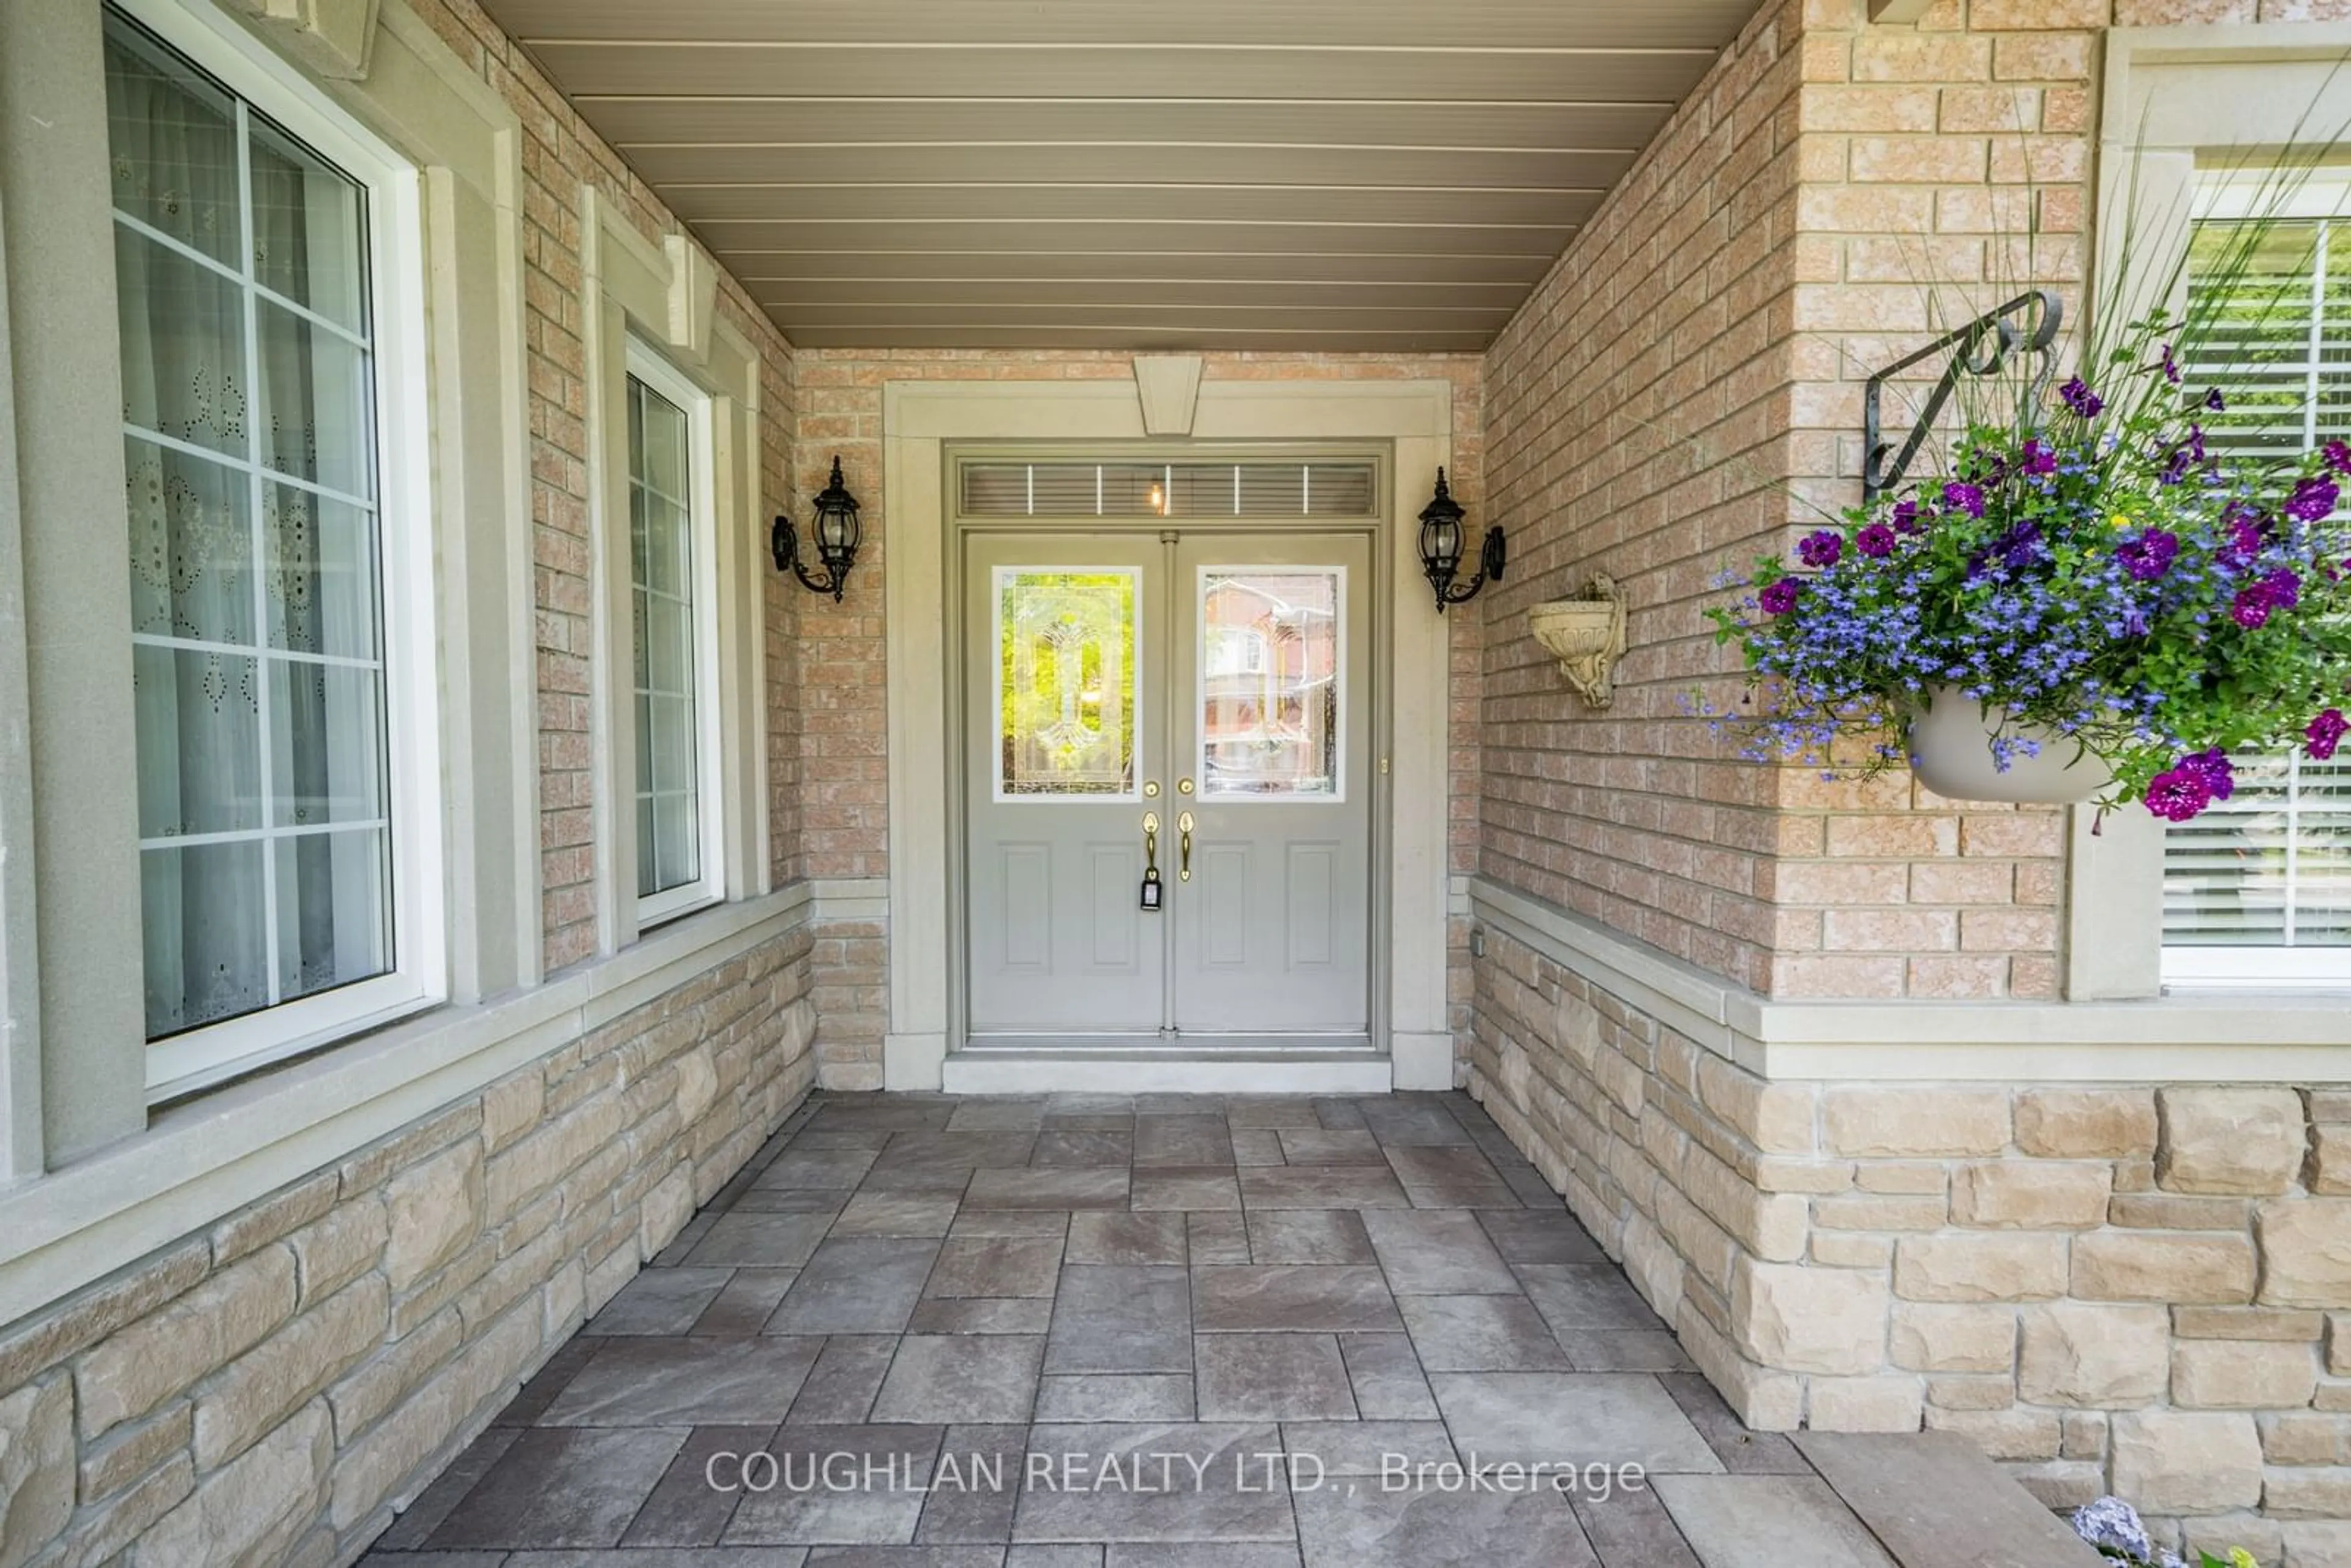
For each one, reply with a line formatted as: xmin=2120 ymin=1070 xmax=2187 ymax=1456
xmin=997 ymin=568 xmax=1139 ymax=797
xmin=1199 ymin=569 xmax=1341 ymax=799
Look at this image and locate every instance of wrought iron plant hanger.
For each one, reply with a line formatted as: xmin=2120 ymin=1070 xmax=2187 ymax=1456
xmin=1862 ymin=289 xmax=2063 ymax=503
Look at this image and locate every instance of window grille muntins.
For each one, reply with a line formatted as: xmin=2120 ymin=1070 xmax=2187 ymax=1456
xmin=108 ymin=7 xmax=397 ymax=1041
xmin=628 ymin=371 xmax=707 ymax=911
xmin=2164 ymin=186 xmax=2351 ymax=982
xmin=960 ymin=461 xmax=1378 ymax=519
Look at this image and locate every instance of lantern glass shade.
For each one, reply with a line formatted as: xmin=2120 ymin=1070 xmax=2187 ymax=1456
xmin=1421 ymin=514 xmax=1462 ymax=572
xmin=817 ymin=501 xmax=858 ymax=557
xmin=811 ymin=457 xmax=861 ymax=563
xmin=1418 ymin=468 xmax=1466 ymax=577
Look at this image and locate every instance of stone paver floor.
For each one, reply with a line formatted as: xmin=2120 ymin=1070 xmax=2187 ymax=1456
xmin=352 ymin=1091 xmax=1958 ymax=1567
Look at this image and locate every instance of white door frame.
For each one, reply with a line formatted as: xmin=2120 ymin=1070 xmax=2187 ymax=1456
xmin=880 ymin=375 xmax=1457 ymax=1092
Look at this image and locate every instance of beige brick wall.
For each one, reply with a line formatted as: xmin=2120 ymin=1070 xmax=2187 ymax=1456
xmin=0 ymin=930 xmax=816 ymax=1568
xmin=1479 ymin=0 xmax=1809 ymax=999
xmin=1472 ymin=921 xmax=2351 ymax=1557
xmin=789 ymin=349 xmax=1487 ymax=1083
xmin=1478 ymin=0 xmax=2332 ymax=1002
xmin=402 ymin=0 xmax=804 ymax=971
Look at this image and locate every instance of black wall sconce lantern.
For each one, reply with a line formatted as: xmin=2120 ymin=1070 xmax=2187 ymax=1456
xmin=1417 ymin=467 xmax=1504 ymax=612
xmin=773 ymin=456 xmax=863 ymax=601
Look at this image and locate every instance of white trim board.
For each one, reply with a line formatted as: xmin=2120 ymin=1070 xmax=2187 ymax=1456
xmin=880 ymin=373 xmax=1458 ymax=1093
xmin=1469 ymin=877 xmax=2351 ymax=1084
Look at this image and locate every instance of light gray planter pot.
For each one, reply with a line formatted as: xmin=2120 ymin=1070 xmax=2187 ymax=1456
xmin=1905 ymin=683 xmax=2111 ymax=804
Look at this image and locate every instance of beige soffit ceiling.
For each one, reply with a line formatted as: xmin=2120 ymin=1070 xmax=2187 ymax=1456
xmin=477 ymin=0 xmax=1763 ymax=351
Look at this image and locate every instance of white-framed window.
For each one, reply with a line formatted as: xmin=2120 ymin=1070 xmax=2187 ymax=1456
xmin=2162 ymin=175 xmax=2351 ymax=987
xmin=623 ymin=342 xmax=723 ymax=926
xmin=106 ymin=0 xmax=441 ymax=1097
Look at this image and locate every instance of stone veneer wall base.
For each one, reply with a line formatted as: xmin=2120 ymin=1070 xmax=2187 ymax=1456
xmin=1469 ymin=918 xmax=2351 ymax=1562
xmin=0 ymin=926 xmax=816 ymax=1568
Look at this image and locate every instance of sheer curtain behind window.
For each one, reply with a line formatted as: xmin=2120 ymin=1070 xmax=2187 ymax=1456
xmin=106 ymin=11 xmax=391 ymax=1040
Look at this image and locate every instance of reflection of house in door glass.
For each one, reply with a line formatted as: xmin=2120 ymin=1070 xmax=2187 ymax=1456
xmin=1201 ymin=572 xmax=1340 ymax=797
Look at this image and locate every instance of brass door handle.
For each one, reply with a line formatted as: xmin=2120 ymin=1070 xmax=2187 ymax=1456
xmin=1144 ymin=812 xmax=1160 ymax=872
xmin=1177 ymin=811 xmax=1194 ymax=881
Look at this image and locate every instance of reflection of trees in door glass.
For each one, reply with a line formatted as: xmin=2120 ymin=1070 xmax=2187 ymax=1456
xmin=1201 ymin=572 xmax=1338 ymax=797
xmin=1000 ymin=570 xmax=1137 ymax=795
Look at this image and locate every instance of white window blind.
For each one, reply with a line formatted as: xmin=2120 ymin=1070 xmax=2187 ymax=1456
xmin=108 ymin=8 xmax=397 ymax=1041
xmin=2164 ymin=190 xmax=2351 ymax=982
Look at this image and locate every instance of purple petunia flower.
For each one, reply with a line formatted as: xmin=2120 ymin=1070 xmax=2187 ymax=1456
xmin=1856 ymin=523 xmax=1896 ymax=558
xmin=2183 ymin=748 xmax=2236 ymax=803
xmin=2144 ymin=764 xmax=2214 ymax=822
xmin=2326 ymin=440 xmax=2351 ymax=476
xmin=2020 ymin=438 xmax=2057 ymax=476
xmin=1943 ymin=481 xmax=1987 ymax=519
xmin=2221 ymin=510 xmax=2269 ymax=569
xmin=2233 ymin=586 xmax=2276 ymax=629
xmin=1758 ymin=577 xmax=1802 ymax=616
xmin=2117 ymin=529 xmax=2178 ymax=581
xmin=1797 ymin=530 xmax=1843 ymax=568
xmin=2310 ymin=709 xmax=2349 ymax=762
xmin=2288 ymin=476 xmax=2341 ymax=523
xmin=1891 ymin=499 xmax=1925 ymax=535
xmin=2060 ymin=376 xmax=2104 ymax=418
xmin=1997 ymin=520 xmax=2042 ymax=569
xmin=2205 ymin=386 xmax=2226 ymax=413
xmin=2261 ymin=568 xmax=2303 ymax=611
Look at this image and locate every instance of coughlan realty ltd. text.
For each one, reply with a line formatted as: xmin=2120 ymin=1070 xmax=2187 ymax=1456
xmin=703 ymin=1449 xmax=1648 ymax=1500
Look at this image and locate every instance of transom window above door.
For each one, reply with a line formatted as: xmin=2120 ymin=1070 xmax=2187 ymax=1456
xmin=960 ymin=460 xmax=1378 ymax=519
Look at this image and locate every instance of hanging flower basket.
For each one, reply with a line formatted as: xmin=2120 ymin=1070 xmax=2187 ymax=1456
xmin=1706 ymin=274 xmax=2351 ymax=823
xmin=1905 ymin=684 xmax=2112 ymax=805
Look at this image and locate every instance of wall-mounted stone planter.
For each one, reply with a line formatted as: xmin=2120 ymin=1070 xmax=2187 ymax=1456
xmin=1528 ymin=574 xmax=1628 ymax=708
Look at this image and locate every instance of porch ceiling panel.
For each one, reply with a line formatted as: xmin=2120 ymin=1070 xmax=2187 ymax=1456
xmin=478 ymin=0 xmax=1761 ymax=350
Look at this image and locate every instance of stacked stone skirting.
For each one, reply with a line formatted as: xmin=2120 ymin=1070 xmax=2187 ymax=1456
xmin=0 ymin=928 xmax=815 ymax=1568
xmin=1469 ymin=921 xmax=2351 ymax=1562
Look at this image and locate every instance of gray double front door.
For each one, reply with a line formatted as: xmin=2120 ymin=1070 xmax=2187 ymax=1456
xmin=964 ymin=529 xmax=1373 ymax=1043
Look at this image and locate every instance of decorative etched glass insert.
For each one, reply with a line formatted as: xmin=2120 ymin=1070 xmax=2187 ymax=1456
xmin=630 ymin=375 xmax=703 ymax=899
xmin=997 ymin=569 xmax=1139 ymax=797
xmin=109 ymin=10 xmax=392 ymax=1039
xmin=1199 ymin=569 xmax=1341 ymax=799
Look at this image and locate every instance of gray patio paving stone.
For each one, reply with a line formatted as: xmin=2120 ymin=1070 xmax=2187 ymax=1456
xmin=767 ymin=1239 xmax=943 ymax=1334
xmin=1067 ymin=1213 xmax=1187 ymax=1266
xmin=1242 ymin=1212 xmax=1373 ymax=1267
xmin=1357 ymin=1210 xmax=1516 ymax=1294
xmin=367 ymin=1090 xmax=2081 ymax=1568
xmin=429 ymin=1427 xmax=690 ymax=1549
xmin=1191 ymin=1334 xmax=1357 ymax=1421
xmin=595 ymin=1270 xmax=738 ymax=1335
xmin=785 ymin=1337 xmax=899 ymax=1425
xmin=1651 ymin=1476 xmax=1897 ymax=1568
xmin=541 ymin=1338 xmax=823 ymax=1427
xmin=872 ymin=1336 xmax=1048 ymax=1424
